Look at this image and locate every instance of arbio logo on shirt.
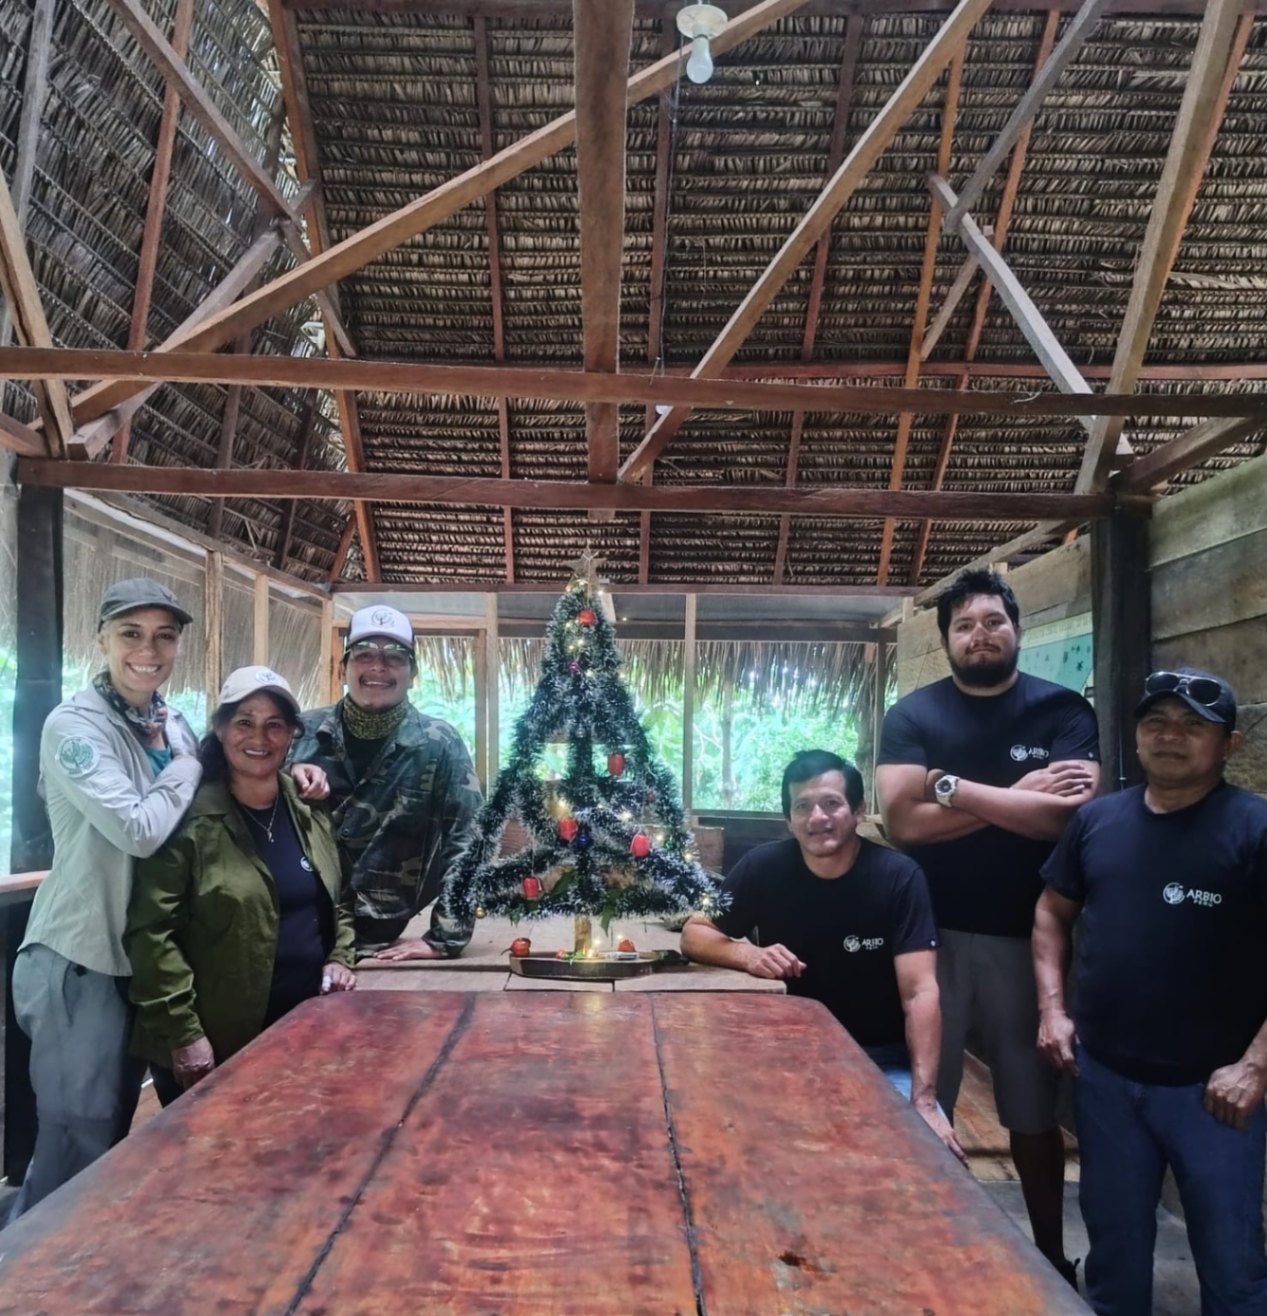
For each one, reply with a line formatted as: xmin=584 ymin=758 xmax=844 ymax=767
xmin=843 ymin=935 xmax=885 ymax=953
xmin=1010 ymin=745 xmax=1051 ymax=762
xmin=1163 ymin=882 xmax=1222 ymax=908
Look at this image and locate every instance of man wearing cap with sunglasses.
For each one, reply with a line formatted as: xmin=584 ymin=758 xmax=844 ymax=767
xmin=1035 ymin=668 xmax=1267 ymax=1315
xmin=291 ymin=605 xmax=482 ymax=960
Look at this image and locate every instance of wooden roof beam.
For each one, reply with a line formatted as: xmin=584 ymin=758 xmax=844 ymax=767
xmin=273 ymin=398 xmax=320 ymax=570
xmin=910 ymin=9 xmax=1059 ymax=583
xmin=574 ymin=0 xmax=634 ymax=498
xmin=10 ymin=347 xmax=1267 ymax=423
xmin=75 ymin=229 xmax=282 ymax=459
xmin=266 ymin=0 xmax=378 ymax=581
xmin=74 ymin=0 xmax=814 ymax=430
xmin=1115 ymin=416 xmax=1263 ymax=493
xmin=0 ymin=410 xmax=45 ymax=457
xmin=113 ymin=0 xmax=194 ymax=464
xmin=618 ymin=0 xmax=994 ymax=485
xmin=944 ymin=0 xmax=1111 ymax=230
xmin=0 ymin=168 xmax=72 ymax=457
xmin=473 ymin=17 xmax=516 ymax=582
xmin=0 ymin=0 xmax=54 ymax=352
xmin=1075 ymin=1 xmax=1250 ymax=493
xmin=771 ymin=412 xmax=804 ymax=586
xmin=929 ymin=171 xmax=1098 ymax=429
xmin=913 ymin=519 xmax=1079 ymax=606
xmin=876 ymin=51 xmax=964 ymax=585
xmin=16 ymin=460 xmax=1120 ymax=523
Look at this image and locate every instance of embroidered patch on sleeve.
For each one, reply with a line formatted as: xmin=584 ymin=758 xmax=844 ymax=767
xmin=57 ymin=736 xmax=99 ymax=778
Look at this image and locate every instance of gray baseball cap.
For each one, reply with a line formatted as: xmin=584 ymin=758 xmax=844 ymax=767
xmin=216 ymin=665 xmax=302 ymax=720
xmin=98 ymin=577 xmax=193 ymax=630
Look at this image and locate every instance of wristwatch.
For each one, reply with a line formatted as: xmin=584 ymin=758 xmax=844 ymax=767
xmin=934 ymin=774 xmax=960 ymax=808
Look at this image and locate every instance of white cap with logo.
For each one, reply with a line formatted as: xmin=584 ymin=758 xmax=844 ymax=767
xmin=345 ymin=605 xmax=414 ymax=650
xmin=216 ymin=665 xmax=302 ymax=720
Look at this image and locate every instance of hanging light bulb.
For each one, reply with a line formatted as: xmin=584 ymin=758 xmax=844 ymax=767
xmin=676 ymin=4 xmax=727 ymax=87
xmin=686 ymin=35 xmax=713 ymax=84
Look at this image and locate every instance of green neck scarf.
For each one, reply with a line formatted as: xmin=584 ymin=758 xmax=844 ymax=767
xmin=340 ymin=695 xmax=409 ymax=742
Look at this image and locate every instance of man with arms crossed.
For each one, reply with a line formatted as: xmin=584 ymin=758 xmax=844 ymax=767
xmin=681 ymin=749 xmax=964 ymax=1162
xmin=876 ymin=569 xmax=1098 ymax=1283
xmin=292 ymin=605 xmax=482 ymax=960
xmin=1035 ymin=669 xmax=1267 ymax=1316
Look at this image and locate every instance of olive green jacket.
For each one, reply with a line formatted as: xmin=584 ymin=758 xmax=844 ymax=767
xmin=125 ymin=775 xmax=355 ymax=1067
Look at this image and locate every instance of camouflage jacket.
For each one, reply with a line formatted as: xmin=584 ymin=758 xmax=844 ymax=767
xmin=291 ymin=701 xmax=482 ymax=957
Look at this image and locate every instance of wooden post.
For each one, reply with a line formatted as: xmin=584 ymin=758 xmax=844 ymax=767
xmin=318 ymin=596 xmax=335 ymax=703
xmin=204 ymin=551 xmax=223 ymax=711
xmin=253 ymin=573 xmax=269 ymax=666
xmin=473 ymin=628 xmax=489 ymax=790
xmin=1091 ymin=507 xmax=1152 ymax=792
xmin=485 ymin=594 xmax=500 ymax=777
xmin=683 ymin=594 xmax=697 ymax=820
xmin=873 ymin=640 xmax=889 ymax=797
xmin=5 ymin=484 xmax=62 ymax=1182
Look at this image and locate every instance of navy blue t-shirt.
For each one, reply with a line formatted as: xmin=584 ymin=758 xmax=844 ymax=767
xmin=1043 ymin=782 xmax=1267 ymax=1085
xmin=877 ymin=672 xmax=1099 ymax=938
xmin=711 ymin=837 xmax=938 ymax=1047
xmin=241 ymin=800 xmax=333 ymax=1025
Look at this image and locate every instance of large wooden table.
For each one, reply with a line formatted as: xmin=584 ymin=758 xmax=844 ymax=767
xmin=0 ymin=993 xmax=1085 ymax=1314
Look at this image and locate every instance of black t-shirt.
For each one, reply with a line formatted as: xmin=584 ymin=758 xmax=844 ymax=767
xmin=877 ymin=672 xmax=1099 ymax=937
xmin=1042 ymin=782 xmax=1267 ymax=1085
xmin=241 ymin=800 xmax=334 ymax=1026
xmin=711 ymin=837 xmax=938 ymax=1047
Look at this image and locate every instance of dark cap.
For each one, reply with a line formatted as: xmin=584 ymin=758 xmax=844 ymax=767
xmin=1134 ymin=667 xmax=1238 ymax=731
xmin=98 ymin=577 xmax=193 ymax=630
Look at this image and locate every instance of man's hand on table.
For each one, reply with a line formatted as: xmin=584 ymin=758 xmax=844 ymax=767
xmin=321 ymin=962 xmax=357 ymax=992
xmin=172 ymin=1036 xmax=216 ymax=1090
xmin=371 ymin=938 xmax=445 ymax=962
xmin=743 ymin=942 xmax=806 ymax=980
xmin=914 ymin=1098 xmax=968 ymax=1165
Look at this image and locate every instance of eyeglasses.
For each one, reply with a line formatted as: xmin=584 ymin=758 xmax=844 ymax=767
xmin=345 ymin=640 xmax=413 ymax=668
xmin=1143 ymin=671 xmax=1225 ymax=708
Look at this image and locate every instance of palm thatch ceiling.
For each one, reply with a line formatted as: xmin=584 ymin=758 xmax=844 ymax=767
xmin=2 ymin=0 xmax=1266 ymax=598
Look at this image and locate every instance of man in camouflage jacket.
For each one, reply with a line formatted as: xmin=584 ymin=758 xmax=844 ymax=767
xmin=292 ymin=605 xmax=482 ymax=959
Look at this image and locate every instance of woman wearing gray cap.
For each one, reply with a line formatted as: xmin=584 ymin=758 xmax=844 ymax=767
xmin=8 ymin=578 xmax=203 ymax=1219
xmin=125 ymin=666 xmax=356 ymax=1105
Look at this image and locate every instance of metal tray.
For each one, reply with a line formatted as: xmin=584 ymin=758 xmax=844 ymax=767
xmin=509 ymin=949 xmax=689 ymax=981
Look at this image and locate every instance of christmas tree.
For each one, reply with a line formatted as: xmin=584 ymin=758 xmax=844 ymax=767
xmin=439 ymin=558 xmax=724 ymax=939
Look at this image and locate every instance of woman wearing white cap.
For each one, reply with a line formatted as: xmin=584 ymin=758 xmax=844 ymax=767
xmin=125 ymin=667 xmax=356 ymax=1105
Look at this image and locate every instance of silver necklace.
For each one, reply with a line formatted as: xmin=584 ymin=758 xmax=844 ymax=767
xmin=240 ymin=796 xmax=280 ymax=844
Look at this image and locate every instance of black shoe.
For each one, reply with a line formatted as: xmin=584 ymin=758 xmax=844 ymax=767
xmin=1054 ymin=1257 xmax=1080 ymax=1289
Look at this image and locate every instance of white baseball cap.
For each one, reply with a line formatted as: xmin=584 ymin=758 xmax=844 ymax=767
xmin=345 ymin=605 xmax=414 ymax=651
xmin=216 ymin=666 xmax=301 ymax=720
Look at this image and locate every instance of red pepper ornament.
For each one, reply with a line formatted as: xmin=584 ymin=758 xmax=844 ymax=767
xmin=630 ymin=832 xmax=651 ymax=859
xmin=558 ymin=817 xmax=579 ymax=843
xmin=607 ymin=752 xmax=626 ymax=776
xmin=522 ymin=876 xmax=543 ymax=900
xmin=578 ymin=608 xmax=597 ymax=625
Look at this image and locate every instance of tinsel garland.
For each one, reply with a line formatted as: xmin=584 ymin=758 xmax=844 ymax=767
xmin=440 ymin=576 xmax=726 ymax=929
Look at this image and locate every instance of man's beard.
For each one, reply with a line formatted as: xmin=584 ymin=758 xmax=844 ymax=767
xmin=949 ymin=648 xmax=1019 ymax=689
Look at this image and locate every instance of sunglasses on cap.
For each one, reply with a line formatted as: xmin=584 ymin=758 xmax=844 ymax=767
xmin=1142 ymin=671 xmax=1224 ymax=708
xmin=345 ymin=639 xmax=413 ymax=667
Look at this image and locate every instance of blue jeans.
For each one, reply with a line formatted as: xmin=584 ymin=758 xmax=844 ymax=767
xmin=1075 ymin=1044 xmax=1267 ymax=1316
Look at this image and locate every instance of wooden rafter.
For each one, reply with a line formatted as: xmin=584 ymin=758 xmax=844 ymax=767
xmin=338 ymin=579 xmax=918 ymax=598
xmin=618 ymin=0 xmax=994 ymax=485
xmin=329 ymin=513 xmax=357 ymax=583
xmin=0 ymin=169 xmax=72 ymax=457
xmin=910 ymin=8 xmax=1059 ymax=583
xmin=913 ymin=519 xmax=1080 ymax=605
xmin=638 ymin=25 xmax=677 ymax=585
xmin=72 ymin=0 xmax=814 ymax=431
xmin=1115 ymin=416 xmax=1263 ymax=493
xmin=875 ymin=51 xmax=964 ymax=586
xmin=0 ymin=0 xmax=54 ymax=353
xmin=473 ymin=16 xmax=516 ymax=582
xmin=0 ymin=410 xmax=44 ymax=457
xmin=774 ymin=15 xmax=864 ymax=586
xmin=8 ymin=347 xmax=1265 ymax=423
xmin=929 ymin=172 xmax=1098 ymax=424
xmin=267 ymin=0 xmax=379 ymax=582
xmin=16 ymin=460 xmax=1119 ymax=522
xmin=273 ymin=397 xmax=320 ymax=569
xmin=113 ymin=0 xmax=194 ymax=464
xmin=676 ymin=359 xmax=1267 ymax=383
xmin=1074 ymin=1 xmax=1250 ymax=493
xmin=943 ymin=0 xmax=1111 ymax=230
xmin=75 ymin=230 xmax=282 ymax=459
xmin=574 ymin=0 xmax=634 ymax=496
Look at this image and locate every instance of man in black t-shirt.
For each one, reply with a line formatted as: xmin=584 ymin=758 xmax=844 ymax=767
xmin=876 ymin=569 xmax=1098 ymax=1283
xmin=1035 ymin=669 xmax=1267 ymax=1315
xmin=681 ymin=750 xmax=963 ymax=1162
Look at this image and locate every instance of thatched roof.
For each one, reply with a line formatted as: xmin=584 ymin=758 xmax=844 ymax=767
xmin=4 ymin=2 xmax=1267 ymax=589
